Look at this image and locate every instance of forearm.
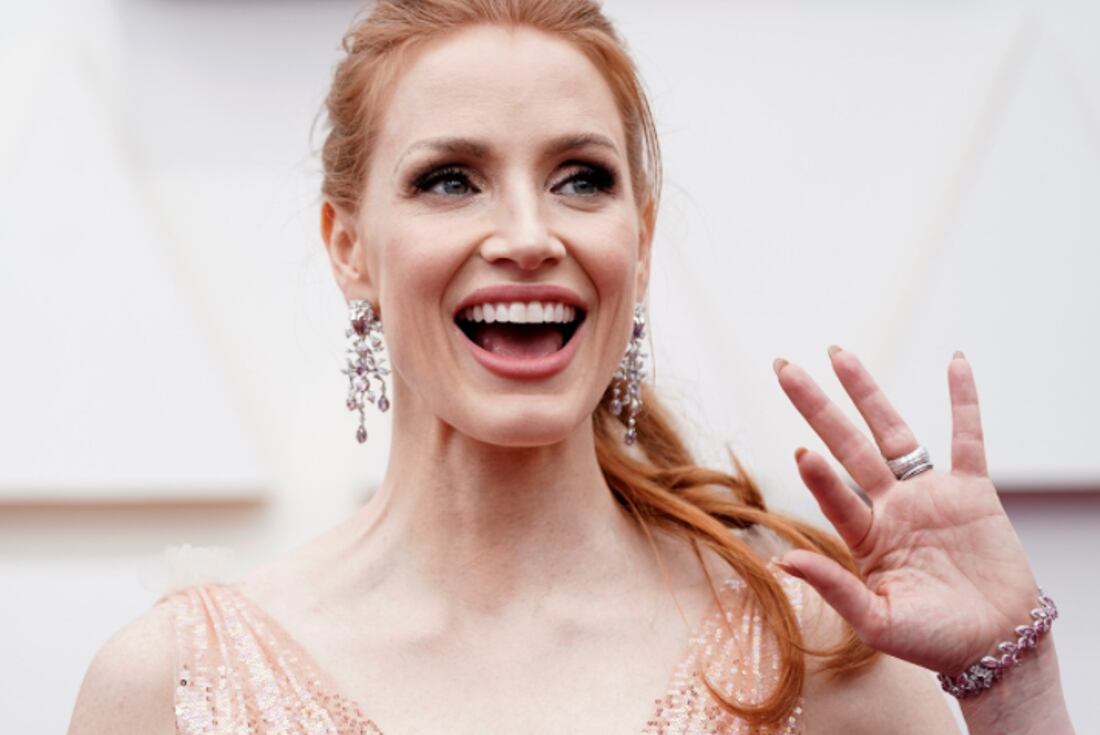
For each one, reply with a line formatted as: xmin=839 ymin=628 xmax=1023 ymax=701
xmin=959 ymin=635 xmax=1074 ymax=735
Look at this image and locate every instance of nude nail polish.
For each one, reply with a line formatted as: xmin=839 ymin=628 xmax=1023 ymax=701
xmin=775 ymin=560 xmax=805 ymax=580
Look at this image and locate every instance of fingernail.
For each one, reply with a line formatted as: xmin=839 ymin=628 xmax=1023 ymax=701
xmin=776 ymin=560 xmax=805 ymax=580
xmin=772 ymin=358 xmax=789 ymax=377
xmin=828 ymin=344 xmax=842 ymax=358
xmin=794 ymin=447 xmax=807 ymax=462
xmin=953 ymin=350 xmax=966 ymax=360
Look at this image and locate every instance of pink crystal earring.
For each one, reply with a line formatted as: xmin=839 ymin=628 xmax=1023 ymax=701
xmin=342 ymin=299 xmax=390 ymax=444
xmin=609 ymin=304 xmax=647 ymax=445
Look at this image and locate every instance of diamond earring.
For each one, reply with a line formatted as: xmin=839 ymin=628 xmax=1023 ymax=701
xmin=341 ymin=299 xmax=390 ymax=444
xmin=609 ymin=304 xmax=647 ymax=445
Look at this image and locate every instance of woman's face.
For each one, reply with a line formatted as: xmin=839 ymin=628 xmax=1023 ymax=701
xmin=328 ymin=24 xmax=652 ymax=447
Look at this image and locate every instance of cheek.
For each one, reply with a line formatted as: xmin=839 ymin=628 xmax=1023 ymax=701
xmin=379 ymin=235 xmax=456 ymax=299
xmin=564 ymin=209 xmax=644 ymax=385
xmin=373 ymin=222 xmax=468 ymax=381
xmin=565 ymin=209 xmax=641 ymax=294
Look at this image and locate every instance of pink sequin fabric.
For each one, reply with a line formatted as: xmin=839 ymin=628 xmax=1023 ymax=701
xmin=640 ymin=574 xmax=804 ymax=735
xmin=161 ymin=571 xmax=804 ymax=734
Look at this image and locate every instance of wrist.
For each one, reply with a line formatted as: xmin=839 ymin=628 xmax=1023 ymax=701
xmin=958 ymin=634 xmax=1074 ymax=735
xmin=940 ymin=589 xmax=1056 ymax=699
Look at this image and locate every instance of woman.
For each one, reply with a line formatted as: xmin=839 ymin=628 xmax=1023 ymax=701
xmin=68 ymin=1 xmax=1074 ymax=733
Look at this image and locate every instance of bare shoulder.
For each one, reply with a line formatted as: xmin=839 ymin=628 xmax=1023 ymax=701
xmin=67 ymin=602 xmax=176 ymax=735
xmin=795 ymin=579 xmax=961 ymax=735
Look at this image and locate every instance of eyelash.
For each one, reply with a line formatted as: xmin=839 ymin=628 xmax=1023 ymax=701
xmin=412 ymin=166 xmax=475 ymax=196
xmin=410 ymin=162 xmax=618 ymax=198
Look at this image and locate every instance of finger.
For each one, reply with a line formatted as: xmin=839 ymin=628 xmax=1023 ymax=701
xmin=794 ymin=447 xmax=873 ymax=553
xmin=828 ymin=346 xmax=919 ymax=459
xmin=948 ymin=352 xmax=988 ymax=477
xmin=777 ymin=549 xmax=884 ymax=647
xmin=775 ymin=360 xmax=896 ymax=496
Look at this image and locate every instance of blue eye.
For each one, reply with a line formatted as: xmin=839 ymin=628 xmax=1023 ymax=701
xmin=410 ymin=162 xmax=617 ymax=198
xmin=414 ymin=167 xmax=478 ymax=197
xmin=558 ymin=177 xmax=598 ymax=196
xmin=553 ymin=164 xmax=617 ymax=196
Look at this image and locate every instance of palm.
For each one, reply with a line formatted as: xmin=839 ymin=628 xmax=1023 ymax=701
xmin=775 ymin=349 xmax=1038 ymax=675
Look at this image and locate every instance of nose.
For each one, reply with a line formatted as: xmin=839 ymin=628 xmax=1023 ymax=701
xmin=478 ymin=182 xmax=566 ymax=271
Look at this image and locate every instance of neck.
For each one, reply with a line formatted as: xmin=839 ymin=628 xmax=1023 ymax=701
xmin=336 ymin=390 xmax=659 ymax=616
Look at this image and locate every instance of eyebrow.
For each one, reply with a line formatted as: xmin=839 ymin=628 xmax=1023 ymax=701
xmin=393 ymin=132 xmax=620 ymax=174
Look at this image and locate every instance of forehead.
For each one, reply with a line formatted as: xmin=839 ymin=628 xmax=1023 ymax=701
xmin=375 ymin=24 xmax=626 ymax=162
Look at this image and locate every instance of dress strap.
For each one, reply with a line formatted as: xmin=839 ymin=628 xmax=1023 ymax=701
xmin=161 ymin=584 xmax=381 ymax=735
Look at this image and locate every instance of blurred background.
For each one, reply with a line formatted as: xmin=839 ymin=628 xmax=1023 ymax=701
xmin=1 ymin=0 xmax=1098 ymax=731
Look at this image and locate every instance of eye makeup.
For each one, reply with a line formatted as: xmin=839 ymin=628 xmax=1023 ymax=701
xmin=410 ymin=165 xmax=478 ymax=197
xmin=405 ymin=158 xmax=620 ymax=199
xmin=552 ymin=160 xmax=618 ymax=196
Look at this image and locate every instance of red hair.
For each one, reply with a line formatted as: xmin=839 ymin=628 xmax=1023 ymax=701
xmin=319 ymin=1 xmax=875 ymax=728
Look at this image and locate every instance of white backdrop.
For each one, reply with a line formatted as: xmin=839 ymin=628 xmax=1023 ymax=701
xmin=1 ymin=1 xmax=1097 ymax=732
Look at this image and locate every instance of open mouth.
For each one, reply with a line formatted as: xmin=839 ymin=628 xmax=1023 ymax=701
xmin=455 ymin=302 xmax=586 ymax=359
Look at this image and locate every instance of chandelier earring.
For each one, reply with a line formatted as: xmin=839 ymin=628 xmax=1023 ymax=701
xmin=609 ymin=303 xmax=647 ymax=445
xmin=341 ymin=299 xmax=390 ymax=444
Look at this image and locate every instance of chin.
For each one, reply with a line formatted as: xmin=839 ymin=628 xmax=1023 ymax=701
xmin=450 ymin=396 xmax=592 ymax=449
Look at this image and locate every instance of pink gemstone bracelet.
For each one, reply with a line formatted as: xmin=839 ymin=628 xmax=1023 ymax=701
xmin=937 ymin=589 xmax=1058 ymax=699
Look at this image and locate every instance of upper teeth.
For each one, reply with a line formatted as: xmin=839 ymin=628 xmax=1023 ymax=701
xmin=460 ymin=302 xmax=578 ymax=324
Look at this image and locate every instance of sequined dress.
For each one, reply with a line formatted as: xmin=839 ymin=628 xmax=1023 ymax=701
xmin=159 ymin=566 xmax=805 ymax=735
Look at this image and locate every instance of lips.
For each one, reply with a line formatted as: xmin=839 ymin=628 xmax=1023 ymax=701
xmin=452 ymin=284 xmax=588 ymax=380
xmin=454 ymin=319 xmax=587 ymax=380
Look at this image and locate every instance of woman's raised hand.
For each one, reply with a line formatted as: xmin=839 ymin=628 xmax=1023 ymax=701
xmin=773 ymin=347 xmax=1039 ymax=676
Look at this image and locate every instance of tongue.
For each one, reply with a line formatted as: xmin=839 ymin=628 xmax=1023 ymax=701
xmin=471 ymin=323 xmax=564 ymax=358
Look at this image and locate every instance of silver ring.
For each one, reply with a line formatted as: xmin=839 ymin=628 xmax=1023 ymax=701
xmin=886 ymin=445 xmax=934 ymax=481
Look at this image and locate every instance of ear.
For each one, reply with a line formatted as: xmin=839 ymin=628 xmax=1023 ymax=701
xmin=321 ymin=199 xmax=376 ymax=303
xmin=634 ymin=196 xmax=656 ymax=303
